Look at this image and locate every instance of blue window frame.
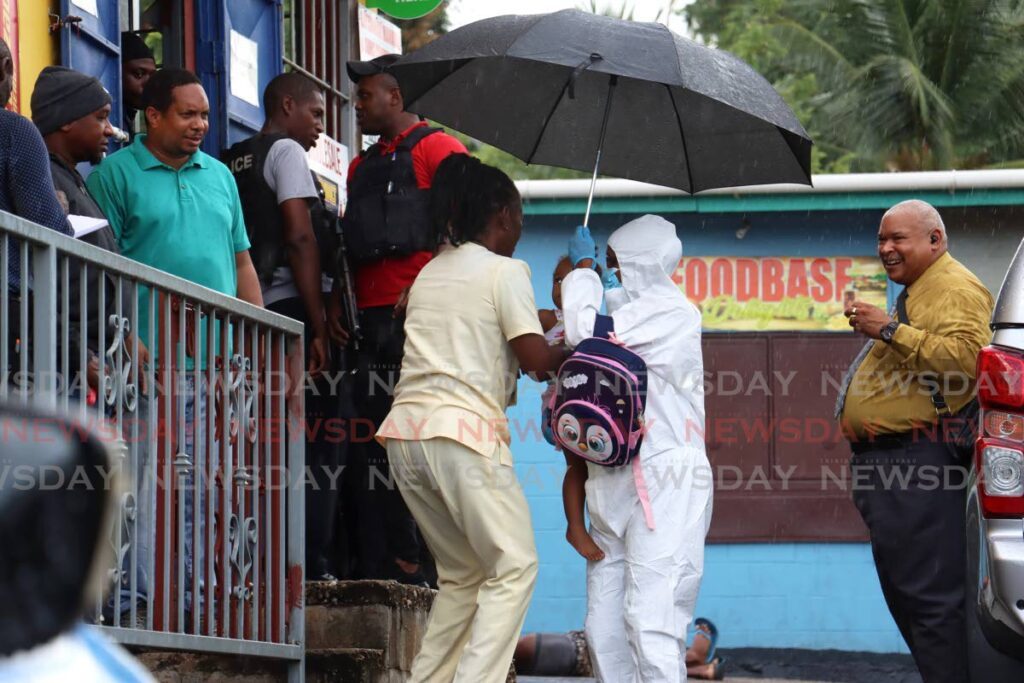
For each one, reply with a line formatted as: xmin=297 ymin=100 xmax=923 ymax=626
xmin=195 ymin=0 xmax=283 ymax=155
xmin=59 ymin=0 xmax=123 ymax=131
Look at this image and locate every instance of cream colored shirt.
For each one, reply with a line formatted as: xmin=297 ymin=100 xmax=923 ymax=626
xmin=377 ymin=242 xmax=544 ymax=464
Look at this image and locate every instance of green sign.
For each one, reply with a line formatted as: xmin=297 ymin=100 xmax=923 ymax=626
xmin=366 ymin=0 xmax=444 ymax=20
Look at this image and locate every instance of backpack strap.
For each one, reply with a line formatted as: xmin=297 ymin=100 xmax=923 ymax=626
xmin=593 ymin=314 xmax=615 ymax=340
xmin=384 ymin=126 xmax=442 ymax=197
xmin=896 ymin=289 xmax=950 ymax=415
xmin=360 ymin=139 xmax=384 ymax=159
xmin=632 ymin=457 xmax=656 ymax=530
xmin=395 ymin=125 xmax=442 ymax=152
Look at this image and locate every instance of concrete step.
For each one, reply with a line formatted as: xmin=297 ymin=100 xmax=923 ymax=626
xmin=131 ymin=581 xmax=516 ymax=681
xmin=305 ymin=580 xmax=516 ymax=682
xmin=306 ymin=647 xmax=391 ymax=683
xmin=131 ymin=650 xmax=286 ymax=682
xmin=305 ymin=580 xmax=433 ymax=674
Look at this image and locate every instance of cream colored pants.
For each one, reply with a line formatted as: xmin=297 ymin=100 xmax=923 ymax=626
xmin=386 ymin=437 xmax=538 ymax=683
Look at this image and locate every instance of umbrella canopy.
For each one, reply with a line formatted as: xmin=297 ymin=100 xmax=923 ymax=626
xmin=390 ymin=9 xmax=812 ymax=195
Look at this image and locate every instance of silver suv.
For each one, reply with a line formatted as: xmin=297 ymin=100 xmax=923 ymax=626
xmin=967 ymin=241 xmax=1024 ymax=679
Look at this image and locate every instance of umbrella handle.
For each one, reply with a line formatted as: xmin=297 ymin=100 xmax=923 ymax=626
xmin=584 ymin=75 xmax=618 ymax=229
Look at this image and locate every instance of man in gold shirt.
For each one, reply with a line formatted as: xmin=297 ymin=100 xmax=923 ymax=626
xmin=836 ymin=199 xmax=993 ymax=683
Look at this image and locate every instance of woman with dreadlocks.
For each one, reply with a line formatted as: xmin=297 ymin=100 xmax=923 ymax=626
xmin=376 ymin=154 xmax=566 ymax=683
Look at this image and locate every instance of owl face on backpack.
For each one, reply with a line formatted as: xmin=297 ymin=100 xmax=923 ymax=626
xmin=555 ymin=402 xmax=626 ymax=463
xmin=547 ymin=319 xmax=648 ymax=467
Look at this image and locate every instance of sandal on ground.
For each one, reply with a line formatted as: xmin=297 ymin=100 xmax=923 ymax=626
xmin=692 ymin=617 xmax=719 ymax=664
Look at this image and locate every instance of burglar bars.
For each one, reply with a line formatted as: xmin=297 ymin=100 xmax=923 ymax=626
xmin=0 ymin=210 xmax=306 ymax=682
xmin=283 ymin=0 xmax=354 ymax=146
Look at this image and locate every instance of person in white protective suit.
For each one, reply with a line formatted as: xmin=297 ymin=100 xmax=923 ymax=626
xmin=560 ymin=215 xmax=713 ymax=683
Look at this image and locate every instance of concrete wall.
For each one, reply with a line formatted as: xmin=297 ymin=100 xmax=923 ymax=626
xmin=510 ymin=202 xmax=1023 ymax=652
xmin=941 ymin=205 xmax=1024 ymax=295
xmin=16 ymin=0 xmax=60 ymax=117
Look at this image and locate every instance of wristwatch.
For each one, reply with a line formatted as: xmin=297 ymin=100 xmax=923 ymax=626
xmin=880 ymin=321 xmax=900 ymax=344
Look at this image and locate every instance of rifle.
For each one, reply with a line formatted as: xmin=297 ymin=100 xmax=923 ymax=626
xmin=311 ymin=173 xmax=361 ymax=352
xmin=334 ymin=226 xmax=362 ymax=352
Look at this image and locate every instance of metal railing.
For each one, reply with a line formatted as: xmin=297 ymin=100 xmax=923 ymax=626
xmin=0 ymin=210 xmax=306 ymax=681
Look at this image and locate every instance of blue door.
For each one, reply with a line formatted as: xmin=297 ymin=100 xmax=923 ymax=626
xmin=59 ymin=0 xmax=122 ymax=131
xmin=195 ymin=0 xmax=282 ymax=155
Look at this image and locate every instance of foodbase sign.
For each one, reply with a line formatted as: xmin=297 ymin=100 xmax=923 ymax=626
xmin=366 ymin=0 xmax=445 ymax=20
xmin=673 ymin=256 xmax=888 ymax=331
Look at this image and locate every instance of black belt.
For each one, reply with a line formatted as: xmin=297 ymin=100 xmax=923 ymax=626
xmin=849 ymin=431 xmax=922 ymax=455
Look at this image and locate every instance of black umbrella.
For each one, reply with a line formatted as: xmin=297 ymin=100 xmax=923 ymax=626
xmin=390 ymin=9 xmax=813 ymax=224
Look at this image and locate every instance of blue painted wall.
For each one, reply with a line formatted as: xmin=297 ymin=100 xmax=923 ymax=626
xmin=510 ymin=206 xmax=908 ymax=652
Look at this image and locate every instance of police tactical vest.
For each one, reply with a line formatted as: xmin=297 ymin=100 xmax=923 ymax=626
xmin=221 ymin=134 xmax=340 ymax=284
xmin=341 ymin=126 xmax=441 ymax=263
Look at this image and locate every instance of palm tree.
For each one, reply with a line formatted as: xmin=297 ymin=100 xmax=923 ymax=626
xmin=396 ymin=1 xmax=451 ymax=52
xmin=767 ymin=0 xmax=1024 ymax=170
xmin=581 ymin=0 xmax=636 ymax=21
xmin=581 ymin=0 xmax=686 ymax=23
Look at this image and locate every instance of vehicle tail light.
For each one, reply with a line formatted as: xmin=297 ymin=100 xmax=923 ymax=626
xmin=977 ymin=439 xmax=1024 ymax=517
xmin=978 ymin=346 xmax=1024 ymax=410
xmin=976 ymin=347 xmax=1024 ymax=517
xmin=983 ymin=411 xmax=1024 ymax=442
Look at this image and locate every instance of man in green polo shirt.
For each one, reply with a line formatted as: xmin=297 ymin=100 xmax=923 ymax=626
xmin=88 ymin=68 xmax=263 ymax=321
xmin=87 ymin=68 xmax=263 ymax=622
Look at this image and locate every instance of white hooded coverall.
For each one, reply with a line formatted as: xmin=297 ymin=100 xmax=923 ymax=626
xmin=561 ymin=215 xmax=713 ymax=682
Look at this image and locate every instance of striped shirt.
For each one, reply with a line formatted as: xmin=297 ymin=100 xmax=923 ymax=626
xmin=0 ymin=110 xmax=73 ymax=290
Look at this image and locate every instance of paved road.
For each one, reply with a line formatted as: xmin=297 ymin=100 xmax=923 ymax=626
xmin=523 ymin=679 xmax=834 ymax=683
xmin=520 ymin=647 xmax=923 ymax=683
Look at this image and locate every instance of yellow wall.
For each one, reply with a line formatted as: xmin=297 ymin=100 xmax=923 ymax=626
xmin=17 ymin=0 xmax=59 ymax=116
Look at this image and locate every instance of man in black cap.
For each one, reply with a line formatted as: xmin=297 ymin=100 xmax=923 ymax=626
xmin=33 ymin=65 xmax=118 ymax=245
xmin=340 ymin=53 xmax=466 ymax=584
xmin=33 ymin=64 xmax=126 ymax=350
xmin=32 ymin=66 xmax=152 ymax=625
xmin=120 ymin=31 xmax=157 ymax=140
xmin=32 ymin=65 xmax=147 ymax=383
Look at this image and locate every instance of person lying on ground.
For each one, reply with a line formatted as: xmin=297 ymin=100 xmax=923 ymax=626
xmin=515 ymin=617 xmax=726 ymax=679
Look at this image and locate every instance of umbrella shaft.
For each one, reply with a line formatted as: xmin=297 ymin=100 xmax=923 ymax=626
xmin=584 ymin=149 xmax=603 ymax=227
xmin=584 ymin=75 xmax=618 ymax=228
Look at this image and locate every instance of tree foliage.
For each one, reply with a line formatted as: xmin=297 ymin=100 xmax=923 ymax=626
xmin=393 ymin=3 xmax=450 ymax=53
xmin=682 ymin=0 xmax=1024 ymax=172
xmin=449 ymin=131 xmax=590 ymax=181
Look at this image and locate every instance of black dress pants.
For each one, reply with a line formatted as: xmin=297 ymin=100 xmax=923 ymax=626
xmin=348 ymin=305 xmax=422 ymax=579
xmin=851 ymin=436 xmax=970 ymax=683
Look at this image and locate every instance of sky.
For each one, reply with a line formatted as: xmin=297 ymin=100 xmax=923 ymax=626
xmin=447 ymin=0 xmax=692 ymax=35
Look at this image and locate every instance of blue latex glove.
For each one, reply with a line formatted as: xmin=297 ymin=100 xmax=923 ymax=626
xmin=568 ymin=225 xmax=597 ymax=267
xmin=602 ymin=267 xmax=622 ymax=290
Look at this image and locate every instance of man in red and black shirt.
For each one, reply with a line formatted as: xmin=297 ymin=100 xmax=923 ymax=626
xmin=337 ymin=54 xmax=466 ymax=584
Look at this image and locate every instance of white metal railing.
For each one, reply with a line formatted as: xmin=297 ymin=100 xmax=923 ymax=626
xmin=0 ymin=209 xmax=306 ymax=681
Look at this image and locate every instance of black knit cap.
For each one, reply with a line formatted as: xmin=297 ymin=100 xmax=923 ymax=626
xmin=121 ymin=31 xmax=154 ymax=62
xmin=31 ymin=66 xmax=112 ymax=137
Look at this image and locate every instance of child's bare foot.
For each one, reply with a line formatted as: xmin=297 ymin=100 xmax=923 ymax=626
xmin=566 ymin=524 xmax=605 ymax=561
